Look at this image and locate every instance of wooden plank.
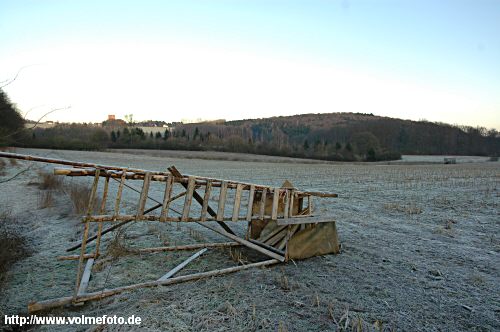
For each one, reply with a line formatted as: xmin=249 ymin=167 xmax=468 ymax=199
xmin=181 ymin=176 xmax=196 ymax=221
xmin=289 ymin=191 xmax=295 ymax=217
xmin=197 ymin=222 xmax=285 ymax=262
xmin=138 ymin=242 xmax=239 ymax=253
xmin=95 ymin=176 xmax=110 ymax=256
xmin=283 ymin=190 xmax=290 ymax=219
xmin=113 ymin=170 xmax=127 ymax=217
xmin=160 ymin=174 xmax=174 ymax=221
xmin=258 ymin=188 xmax=267 ymax=220
xmin=265 ymin=227 xmax=288 ymax=247
xmin=136 ymin=172 xmax=152 ymax=217
xmin=259 ymin=225 xmax=287 ymax=243
xmin=28 ymin=259 xmax=280 ymax=313
xmin=200 ymin=180 xmax=212 ymax=222
xmin=246 ymin=185 xmax=255 ymax=221
xmin=308 ymin=195 xmax=313 ymax=214
xmin=216 ymin=181 xmax=228 ymax=222
xmin=232 ymin=184 xmax=243 ymax=222
xmin=271 ymin=188 xmax=280 ymax=220
xmin=276 ymin=216 xmax=335 ymax=226
xmin=74 ymin=169 xmax=100 ymax=299
xmin=277 ymin=225 xmax=299 ymax=250
xmin=77 ymin=258 xmax=95 ymax=296
xmin=158 ymin=248 xmax=207 ymax=281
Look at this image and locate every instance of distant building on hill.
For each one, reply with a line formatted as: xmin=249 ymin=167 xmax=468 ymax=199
xmin=108 ymin=114 xmax=116 ymax=121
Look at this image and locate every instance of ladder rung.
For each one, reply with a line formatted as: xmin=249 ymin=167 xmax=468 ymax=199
xmin=216 ymin=181 xmax=228 ymax=221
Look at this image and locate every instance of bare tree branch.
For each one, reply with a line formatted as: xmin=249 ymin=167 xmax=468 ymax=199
xmin=0 ymin=64 xmax=40 ymax=89
xmin=1 ymin=106 xmax=71 ymax=139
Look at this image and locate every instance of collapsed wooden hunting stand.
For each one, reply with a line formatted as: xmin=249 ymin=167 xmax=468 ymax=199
xmin=0 ymin=152 xmax=340 ymax=313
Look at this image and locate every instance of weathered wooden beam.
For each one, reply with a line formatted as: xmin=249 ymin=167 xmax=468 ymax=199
xmin=200 ymin=180 xmax=212 ymax=222
xmin=77 ymin=258 xmax=95 ymax=296
xmin=232 ymin=184 xmax=243 ymax=222
xmin=258 ymin=188 xmax=267 ymax=220
xmin=271 ymin=188 xmax=280 ymax=220
xmin=217 ymin=181 xmax=228 ymax=222
xmin=28 ymin=259 xmax=280 ymax=313
xmin=136 ymin=242 xmax=240 ymax=253
xmin=276 ymin=216 xmax=336 ymax=226
xmin=158 ymin=248 xmax=207 ymax=281
xmin=136 ymin=172 xmax=152 ymax=217
xmin=196 ymin=222 xmax=285 ymax=262
xmin=246 ymin=185 xmax=255 ymax=221
xmin=181 ymin=176 xmax=196 ymax=221
xmin=160 ymin=174 xmax=174 ymax=222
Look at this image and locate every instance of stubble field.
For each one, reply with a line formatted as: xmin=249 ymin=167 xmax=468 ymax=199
xmin=0 ymin=148 xmax=498 ymax=331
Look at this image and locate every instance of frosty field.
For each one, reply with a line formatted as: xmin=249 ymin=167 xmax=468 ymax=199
xmin=0 ymin=148 xmax=498 ymax=331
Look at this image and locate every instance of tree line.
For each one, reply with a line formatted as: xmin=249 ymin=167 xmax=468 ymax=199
xmin=2 ymin=89 xmax=498 ymax=161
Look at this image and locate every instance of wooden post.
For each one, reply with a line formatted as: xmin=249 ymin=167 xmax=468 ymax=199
xmin=283 ymin=190 xmax=290 ymax=219
xmin=160 ymin=174 xmax=174 ymax=222
xmin=94 ymin=176 xmax=110 ymax=257
xmin=271 ymin=188 xmax=280 ymax=220
xmin=308 ymin=195 xmax=313 ymax=214
xmin=74 ymin=169 xmax=100 ymax=300
xmin=217 ymin=181 xmax=228 ymax=222
xmin=258 ymin=188 xmax=267 ymax=220
xmin=136 ymin=172 xmax=152 ymax=217
xmin=181 ymin=176 xmax=195 ymax=221
xmin=232 ymin=184 xmax=243 ymax=222
xmin=113 ymin=169 xmax=127 ymax=219
xmin=246 ymin=185 xmax=255 ymax=221
xmin=200 ymin=180 xmax=212 ymax=222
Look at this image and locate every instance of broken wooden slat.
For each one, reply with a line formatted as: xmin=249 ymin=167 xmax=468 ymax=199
xmin=258 ymin=188 xmax=267 ymax=220
xmin=158 ymin=248 xmax=207 ymax=281
xmin=232 ymin=184 xmax=243 ymax=222
xmin=200 ymin=180 xmax=212 ymax=222
xmin=246 ymin=185 xmax=255 ymax=221
xmin=160 ymin=174 xmax=174 ymax=222
xmin=276 ymin=216 xmax=335 ymax=226
xmin=271 ymin=188 xmax=280 ymax=220
xmin=181 ymin=176 xmax=196 ymax=221
xmin=217 ymin=181 xmax=228 ymax=222
xmin=136 ymin=172 xmax=152 ymax=217
xmin=77 ymin=258 xmax=95 ymax=296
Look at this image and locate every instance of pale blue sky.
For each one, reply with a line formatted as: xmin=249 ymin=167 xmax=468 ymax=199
xmin=0 ymin=0 xmax=499 ymax=129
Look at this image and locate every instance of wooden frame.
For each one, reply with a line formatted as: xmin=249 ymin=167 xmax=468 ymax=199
xmin=0 ymin=152 xmax=339 ymax=313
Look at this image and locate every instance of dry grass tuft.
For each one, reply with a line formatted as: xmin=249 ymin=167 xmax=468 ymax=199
xmin=37 ymin=190 xmax=55 ymax=209
xmin=37 ymin=172 xmax=63 ymax=190
xmin=66 ymin=183 xmax=101 ymax=215
xmin=0 ymin=159 xmax=6 ymax=176
xmin=0 ymin=210 xmax=31 ymax=286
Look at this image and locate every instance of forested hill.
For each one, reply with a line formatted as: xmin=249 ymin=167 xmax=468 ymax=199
xmin=12 ymin=111 xmax=500 ymax=162
xmin=171 ymin=113 xmax=499 ymax=161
